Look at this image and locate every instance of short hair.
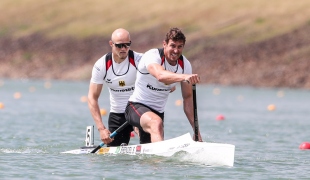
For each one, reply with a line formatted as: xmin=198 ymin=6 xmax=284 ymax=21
xmin=164 ymin=27 xmax=186 ymax=44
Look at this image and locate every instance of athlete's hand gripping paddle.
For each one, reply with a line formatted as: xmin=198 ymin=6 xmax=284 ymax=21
xmin=90 ymin=121 xmax=129 ymax=153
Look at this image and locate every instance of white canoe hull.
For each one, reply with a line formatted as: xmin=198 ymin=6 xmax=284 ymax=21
xmin=62 ymin=133 xmax=235 ymax=167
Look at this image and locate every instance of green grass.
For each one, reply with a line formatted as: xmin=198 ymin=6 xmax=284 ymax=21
xmin=1 ymin=0 xmax=310 ymax=43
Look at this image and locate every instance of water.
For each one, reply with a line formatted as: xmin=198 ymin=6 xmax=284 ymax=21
xmin=1 ymin=79 xmax=310 ymax=179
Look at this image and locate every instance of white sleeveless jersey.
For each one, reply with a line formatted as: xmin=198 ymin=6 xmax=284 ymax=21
xmin=129 ymin=48 xmax=192 ymax=113
xmin=91 ymin=51 xmax=143 ymax=113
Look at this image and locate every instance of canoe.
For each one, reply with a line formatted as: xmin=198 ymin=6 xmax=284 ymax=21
xmin=62 ymin=127 xmax=235 ymax=167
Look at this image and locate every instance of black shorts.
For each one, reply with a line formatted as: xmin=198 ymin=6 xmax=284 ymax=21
xmin=125 ymin=101 xmax=164 ymax=144
xmin=107 ymin=112 xmax=133 ymax=147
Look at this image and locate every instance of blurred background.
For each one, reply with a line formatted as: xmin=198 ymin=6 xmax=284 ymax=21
xmin=1 ymin=2 xmax=310 ymax=178
xmin=1 ymin=0 xmax=310 ymax=88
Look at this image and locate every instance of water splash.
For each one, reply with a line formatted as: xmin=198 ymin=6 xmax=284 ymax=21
xmin=0 ymin=147 xmax=46 ymax=154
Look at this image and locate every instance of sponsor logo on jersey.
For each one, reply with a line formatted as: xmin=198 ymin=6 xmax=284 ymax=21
xmin=110 ymin=87 xmax=134 ymax=92
xmin=146 ymin=84 xmax=171 ymax=92
xmin=119 ymin=80 xmax=125 ymax=87
xmin=106 ymin=79 xmax=112 ymax=84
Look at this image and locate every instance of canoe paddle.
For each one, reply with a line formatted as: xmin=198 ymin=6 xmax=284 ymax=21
xmin=192 ymin=84 xmax=199 ymax=141
xmin=90 ymin=121 xmax=129 ymax=153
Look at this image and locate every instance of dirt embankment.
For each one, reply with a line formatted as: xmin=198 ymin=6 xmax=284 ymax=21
xmin=1 ymin=24 xmax=310 ymax=89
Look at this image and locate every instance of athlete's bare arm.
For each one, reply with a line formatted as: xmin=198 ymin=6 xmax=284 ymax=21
xmin=147 ymin=63 xmax=198 ymax=85
xmin=88 ymin=82 xmax=113 ymax=144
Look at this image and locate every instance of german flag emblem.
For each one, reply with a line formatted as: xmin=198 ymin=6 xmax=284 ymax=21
xmin=119 ymin=80 xmax=125 ymax=87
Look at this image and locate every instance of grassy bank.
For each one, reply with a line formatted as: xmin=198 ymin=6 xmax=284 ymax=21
xmin=1 ymin=0 xmax=310 ymax=42
xmin=1 ymin=0 xmax=310 ymax=89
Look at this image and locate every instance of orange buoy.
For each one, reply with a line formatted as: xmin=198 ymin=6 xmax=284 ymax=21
xmin=13 ymin=92 xmax=22 ymax=99
xmin=100 ymin=108 xmax=107 ymax=116
xmin=299 ymin=142 xmax=310 ymax=150
xmin=277 ymin=91 xmax=285 ymax=98
xmin=175 ymin=99 xmax=182 ymax=106
xmin=216 ymin=114 xmax=225 ymax=121
xmin=213 ymin=88 xmax=221 ymax=95
xmin=0 ymin=102 xmax=4 ymax=109
xmin=44 ymin=81 xmax=52 ymax=89
xmin=267 ymin=104 xmax=276 ymax=111
xmin=80 ymin=96 xmax=88 ymax=103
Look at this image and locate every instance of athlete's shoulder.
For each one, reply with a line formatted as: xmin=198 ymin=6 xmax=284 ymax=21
xmin=145 ymin=48 xmax=160 ymax=54
xmin=93 ymin=54 xmax=107 ymax=70
xmin=181 ymin=54 xmax=189 ymax=62
xmin=142 ymin=48 xmax=161 ymax=59
xmin=181 ymin=55 xmax=192 ymax=73
xmin=91 ymin=54 xmax=109 ymax=84
xmin=132 ymin=50 xmax=143 ymax=56
xmin=132 ymin=51 xmax=144 ymax=62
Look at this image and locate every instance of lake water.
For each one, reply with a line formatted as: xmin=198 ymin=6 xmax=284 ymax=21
xmin=0 ymin=79 xmax=310 ymax=179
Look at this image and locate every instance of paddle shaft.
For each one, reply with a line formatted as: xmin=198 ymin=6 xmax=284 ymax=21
xmin=90 ymin=121 xmax=129 ymax=153
xmin=193 ymin=84 xmax=199 ymax=141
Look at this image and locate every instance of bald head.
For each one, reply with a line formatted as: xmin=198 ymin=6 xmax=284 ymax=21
xmin=111 ymin=28 xmax=131 ymax=43
xmin=110 ymin=28 xmax=131 ymax=62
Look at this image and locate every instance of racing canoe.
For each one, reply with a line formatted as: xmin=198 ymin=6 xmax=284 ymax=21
xmin=62 ymin=130 xmax=235 ymax=167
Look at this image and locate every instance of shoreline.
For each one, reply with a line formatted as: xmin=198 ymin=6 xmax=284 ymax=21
xmin=1 ymin=25 xmax=310 ymax=89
